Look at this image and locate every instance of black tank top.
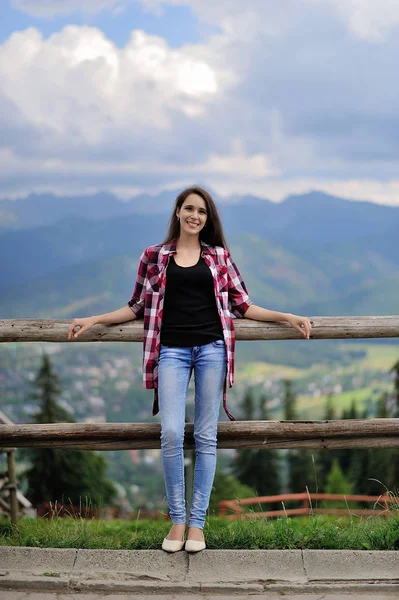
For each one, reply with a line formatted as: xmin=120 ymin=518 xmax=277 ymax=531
xmin=160 ymin=255 xmax=224 ymax=347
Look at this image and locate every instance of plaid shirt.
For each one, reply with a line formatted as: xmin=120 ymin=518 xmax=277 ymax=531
xmin=127 ymin=239 xmax=252 ymax=421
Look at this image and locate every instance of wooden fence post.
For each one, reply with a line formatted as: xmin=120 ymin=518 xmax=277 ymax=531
xmin=302 ymin=494 xmax=310 ymax=516
xmin=6 ymin=450 xmax=18 ymax=526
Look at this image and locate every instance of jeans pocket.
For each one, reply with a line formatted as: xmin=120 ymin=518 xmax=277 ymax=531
xmin=212 ymin=339 xmax=225 ymax=347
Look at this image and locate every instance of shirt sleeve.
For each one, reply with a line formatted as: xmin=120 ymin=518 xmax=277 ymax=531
xmin=127 ymin=248 xmax=149 ymax=319
xmin=226 ymin=251 xmax=253 ymax=318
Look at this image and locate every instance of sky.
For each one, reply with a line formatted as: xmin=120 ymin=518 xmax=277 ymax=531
xmin=1 ymin=0 xmax=399 ymax=205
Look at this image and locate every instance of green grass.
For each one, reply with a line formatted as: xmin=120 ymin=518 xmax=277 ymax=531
xmin=297 ymin=386 xmax=379 ymax=419
xmin=236 ymin=342 xmax=399 ymax=383
xmin=344 ymin=343 xmax=399 ymax=370
xmin=1 ymin=513 xmax=399 ymax=551
xmin=235 ymin=341 xmax=398 ymax=420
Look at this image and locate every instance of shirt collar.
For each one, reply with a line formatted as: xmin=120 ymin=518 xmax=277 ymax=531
xmin=160 ymin=239 xmax=216 ymax=255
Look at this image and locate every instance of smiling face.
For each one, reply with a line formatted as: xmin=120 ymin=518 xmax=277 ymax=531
xmin=176 ymin=193 xmax=208 ymax=237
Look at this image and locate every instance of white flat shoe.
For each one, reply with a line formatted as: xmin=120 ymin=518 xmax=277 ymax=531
xmin=162 ymin=537 xmax=185 ymax=553
xmin=185 ymin=539 xmax=206 ymax=553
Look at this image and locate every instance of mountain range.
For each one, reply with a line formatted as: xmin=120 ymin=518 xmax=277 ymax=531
xmin=1 ymin=190 xmax=398 ymax=318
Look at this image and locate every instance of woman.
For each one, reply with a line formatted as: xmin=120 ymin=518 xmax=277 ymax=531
xmin=67 ymin=186 xmax=312 ymax=553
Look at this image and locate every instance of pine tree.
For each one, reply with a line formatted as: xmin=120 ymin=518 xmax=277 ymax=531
xmin=230 ymin=388 xmax=255 ymax=495
xmin=317 ymin=395 xmax=336 ymax=491
xmin=282 ymin=379 xmax=297 ymax=420
xmin=369 ymin=391 xmax=395 ymax=494
xmin=324 ymin=394 xmax=335 ymax=420
xmin=242 ymin=387 xmax=255 ymax=420
xmin=349 ymin=446 xmax=370 ymax=496
xmin=390 ymin=359 xmax=399 ymax=417
xmin=231 ymin=391 xmax=281 ymax=497
xmin=209 ymin=471 xmax=256 ymax=514
xmin=24 ymin=354 xmax=116 ymax=509
xmin=283 ymin=380 xmax=316 ymax=493
xmin=336 ymin=400 xmax=359 ymax=476
xmin=389 ymin=359 xmax=399 ymax=492
xmin=349 ymin=393 xmax=393 ymax=495
xmin=322 ymin=459 xmax=355 ymax=510
xmin=348 ymin=398 xmax=359 ymax=419
xmin=325 ymin=459 xmax=354 ymax=496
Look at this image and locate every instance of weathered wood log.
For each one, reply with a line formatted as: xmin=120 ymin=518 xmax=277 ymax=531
xmin=3 ymin=436 xmax=399 ymax=450
xmin=1 ymin=316 xmax=399 ymax=342
xmin=1 ymin=419 xmax=398 ymax=450
xmin=6 ymin=450 xmax=18 ymax=526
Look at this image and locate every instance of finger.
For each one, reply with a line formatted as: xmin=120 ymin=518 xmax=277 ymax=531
xmin=68 ymin=323 xmax=80 ymax=340
xmin=300 ymin=322 xmax=309 ymax=338
xmin=301 ymin=321 xmax=309 ymax=339
xmin=68 ymin=319 xmax=78 ymax=340
xmin=304 ymin=321 xmax=311 ymax=339
xmin=74 ymin=325 xmax=84 ymax=339
xmin=307 ymin=319 xmax=312 ymax=337
xmin=294 ymin=324 xmax=305 ymax=337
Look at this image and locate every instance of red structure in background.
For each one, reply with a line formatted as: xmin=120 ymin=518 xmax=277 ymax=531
xmin=218 ymin=492 xmax=396 ymax=519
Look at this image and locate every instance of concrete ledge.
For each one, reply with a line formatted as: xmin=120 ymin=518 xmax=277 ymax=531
xmin=0 ymin=574 xmax=70 ymax=592
xmin=74 ymin=548 xmax=187 ymax=581
xmin=303 ymin=549 xmax=399 ymax=581
xmin=199 ymin=582 xmax=265 ymax=594
xmin=69 ymin=579 xmax=201 ymax=594
xmin=1 ymin=576 xmax=399 ymax=596
xmin=0 ymin=547 xmax=77 ymax=574
xmin=1 ymin=577 xmax=399 ymax=596
xmin=187 ymin=549 xmax=306 ymax=583
xmin=0 ymin=546 xmax=398 ymax=595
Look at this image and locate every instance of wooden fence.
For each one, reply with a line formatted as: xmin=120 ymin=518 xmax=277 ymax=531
xmin=1 ymin=315 xmax=399 ymax=342
xmin=0 ymin=411 xmax=33 ymax=525
xmin=1 ymin=316 xmax=398 ymax=523
xmin=1 ymin=419 xmax=399 ymax=451
xmin=218 ymin=492 xmax=398 ymax=519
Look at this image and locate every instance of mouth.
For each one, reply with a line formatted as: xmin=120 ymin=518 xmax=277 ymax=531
xmin=186 ymin=221 xmax=199 ymax=228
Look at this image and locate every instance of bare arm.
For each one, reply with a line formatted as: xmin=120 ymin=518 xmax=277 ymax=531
xmin=91 ymin=306 xmax=137 ymax=325
xmin=67 ymin=305 xmax=136 ymax=340
xmin=243 ymin=304 xmax=312 ymax=339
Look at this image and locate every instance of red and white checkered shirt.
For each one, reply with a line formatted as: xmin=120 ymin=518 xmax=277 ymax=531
xmin=127 ymin=239 xmax=253 ymax=420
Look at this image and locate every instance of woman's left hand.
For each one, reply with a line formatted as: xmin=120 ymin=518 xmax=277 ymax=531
xmin=286 ymin=313 xmax=312 ymax=339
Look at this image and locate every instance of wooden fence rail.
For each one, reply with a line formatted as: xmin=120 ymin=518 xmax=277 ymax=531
xmin=218 ymin=492 xmax=398 ymax=519
xmin=1 ymin=315 xmax=399 ymax=342
xmin=1 ymin=419 xmax=399 ymax=450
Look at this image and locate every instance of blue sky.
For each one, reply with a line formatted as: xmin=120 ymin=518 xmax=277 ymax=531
xmin=1 ymin=0 xmax=399 ymax=206
xmin=0 ymin=1 xmax=216 ymax=48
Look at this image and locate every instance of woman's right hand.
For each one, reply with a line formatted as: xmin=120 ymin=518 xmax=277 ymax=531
xmin=67 ymin=316 xmax=97 ymax=341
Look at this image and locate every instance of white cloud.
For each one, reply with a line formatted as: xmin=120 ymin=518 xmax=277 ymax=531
xmin=13 ymin=0 xmax=399 ymax=43
xmin=11 ymin=0 xmax=121 ymax=18
xmin=0 ymin=143 xmax=277 ymax=182
xmin=199 ymin=149 xmax=280 ymax=179
xmin=136 ymin=0 xmax=399 ymax=41
xmin=0 ymin=26 xmax=226 ymax=145
xmin=2 ymin=2 xmax=399 ymax=205
xmin=314 ymin=0 xmax=399 ymax=42
xmin=210 ymin=177 xmax=399 ymax=207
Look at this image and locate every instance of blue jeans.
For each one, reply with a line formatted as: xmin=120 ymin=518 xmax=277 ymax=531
xmin=158 ymin=341 xmax=227 ymax=529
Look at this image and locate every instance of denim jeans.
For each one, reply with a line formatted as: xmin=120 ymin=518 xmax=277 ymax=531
xmin=158 ymin=340 xmax=227 ymax=529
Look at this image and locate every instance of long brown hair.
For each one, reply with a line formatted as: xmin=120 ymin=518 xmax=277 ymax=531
xmin=163 ymin=186 xmax=229 ymax=249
